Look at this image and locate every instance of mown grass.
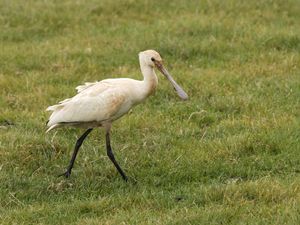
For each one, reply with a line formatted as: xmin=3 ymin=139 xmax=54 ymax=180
xmin=0 ymin=0 xmax=299 ymax=224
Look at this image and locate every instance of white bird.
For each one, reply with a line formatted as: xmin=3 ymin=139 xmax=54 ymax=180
xmin=46 ymin=49 xmax=188 ymax=181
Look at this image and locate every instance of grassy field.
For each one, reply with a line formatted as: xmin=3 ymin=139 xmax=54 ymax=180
xmin=0 ymin=0 xmax=300 ymax=224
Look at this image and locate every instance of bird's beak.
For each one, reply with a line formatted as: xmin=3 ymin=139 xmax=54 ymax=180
xmin=154 ymin=61 xmax=188 ymax=100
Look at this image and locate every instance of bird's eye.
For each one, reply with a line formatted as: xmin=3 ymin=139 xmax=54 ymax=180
xmin=151 ymin=57 xmax=155 ymax=61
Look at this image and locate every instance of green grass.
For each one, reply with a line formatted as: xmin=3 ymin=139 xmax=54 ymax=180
xmin=0 ymin=0 xmax=300 ymax=224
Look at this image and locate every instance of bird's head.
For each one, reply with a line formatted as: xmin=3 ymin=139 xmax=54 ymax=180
xmin=139 ymin=49 xmax=162 ymax=67
xmin=139 ymin=49 xmax=188 ymax=101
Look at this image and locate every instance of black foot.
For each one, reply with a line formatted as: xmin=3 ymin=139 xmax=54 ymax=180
xmin=123 ymin=175 xmax=128 ymax=182
xmin=127 ymin=176 xmax=137 ymax=185
xmin=58 ymin=170 xmax=71 ymax=178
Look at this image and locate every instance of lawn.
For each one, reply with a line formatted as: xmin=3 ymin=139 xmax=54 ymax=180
xmin=0 ymin=0 xmax=299 ymax=224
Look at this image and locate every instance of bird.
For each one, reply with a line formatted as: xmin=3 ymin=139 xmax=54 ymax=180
xmin=46 ymin=49 xmax=188 ymax=181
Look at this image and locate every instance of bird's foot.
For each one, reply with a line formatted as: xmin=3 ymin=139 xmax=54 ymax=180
xmin=123 ymin=176 xmax=128 ymax=182
xmin=124 ymin=175 xmax=137 ymax=185
xmin=58 ymin=170 xmax=71 ymax=178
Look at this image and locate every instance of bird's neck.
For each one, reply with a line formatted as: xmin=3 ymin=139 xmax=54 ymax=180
xmin=140 ymin=63 xmax=158 ymax=97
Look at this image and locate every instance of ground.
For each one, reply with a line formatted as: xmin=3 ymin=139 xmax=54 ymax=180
xmin=0 ymin=0 xmax=299 ymax=224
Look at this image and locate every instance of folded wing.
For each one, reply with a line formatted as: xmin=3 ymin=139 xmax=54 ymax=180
xmin=46 ymin=80 xmax=128 ymax=128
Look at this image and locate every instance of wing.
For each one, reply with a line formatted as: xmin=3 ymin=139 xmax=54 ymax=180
xmin=74 ymin=79 xmax=122 ymax=94
xmin=46 ymin=81 xmax=130 ymax=127
xmin=75 ymin=82 xmax=98 ymax=93
xmin=47 ymin=81 xmax=112 ymax=111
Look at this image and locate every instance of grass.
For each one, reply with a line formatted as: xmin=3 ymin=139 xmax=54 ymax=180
xmin=0 ymin=0 xmax=300 ymax=224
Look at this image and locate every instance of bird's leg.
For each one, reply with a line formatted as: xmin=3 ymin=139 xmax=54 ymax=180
xmin=59 ymin=128 xmax=93 ymax=178
xmin=105 ymin=128 xmax=128 ymax=182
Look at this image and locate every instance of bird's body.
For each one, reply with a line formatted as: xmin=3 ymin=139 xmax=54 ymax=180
xmin=47 ymin=59 xmax=159 ymax=132
xmin=46 ymin=50 xmax=187 ymax=181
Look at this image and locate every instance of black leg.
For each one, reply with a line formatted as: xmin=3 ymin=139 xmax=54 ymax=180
xmin=59 ymin=128 xmax=93 ymax=178
xmin=106 ymin=131 xmax=128 ymax=181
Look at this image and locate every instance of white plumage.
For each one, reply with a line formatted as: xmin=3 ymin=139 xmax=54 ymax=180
xmin=46 ymin=50 xmax=188 ymax=181
xmin=46 ymin=79 xmax=146 ymax=132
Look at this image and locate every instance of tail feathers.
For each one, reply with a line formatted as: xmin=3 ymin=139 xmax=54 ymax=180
xmin=76 ymin=82 xmax=97 ymax=93
xmin=46 ymin=124 xmax=60 ymax=133
xmin=59 ymin=98 xmax=71 ymax=104
xmin=46 ymin=98 xmax=71 ymax=112
xmin=46 ymin=104 xmax=64 ymax=111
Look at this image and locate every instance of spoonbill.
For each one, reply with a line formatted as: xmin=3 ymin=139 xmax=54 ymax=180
xmin=46 ymin=50 xmax=188 ymax=181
